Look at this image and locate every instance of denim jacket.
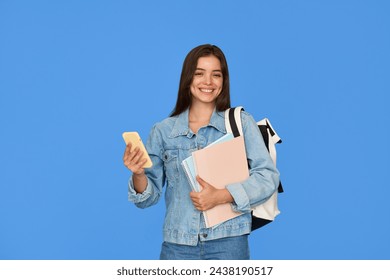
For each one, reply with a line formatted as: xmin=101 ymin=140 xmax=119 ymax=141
xmin=128 ymin=108 xmax=279 ymax=246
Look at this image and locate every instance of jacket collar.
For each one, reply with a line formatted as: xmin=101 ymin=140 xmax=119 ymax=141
xmin=169 ymin=108 xmax=227 ymax=138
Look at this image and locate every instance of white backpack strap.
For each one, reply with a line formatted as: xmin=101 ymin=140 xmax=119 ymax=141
xmin=264 ymin=118 xmax=281 ymax=144
xmin=252 ymin=118 xmax=283 ymax=221
xmin=257 ymin=118 xmax=282 ymax=166
xmin=224 ymin=109 xmax=233 ymax=134
xmin=234 ymin=106 xmax=244 ymax=135
xmin=225 ymin=106 xmax=244 ymax=137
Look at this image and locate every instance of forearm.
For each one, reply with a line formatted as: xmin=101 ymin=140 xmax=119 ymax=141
xmin=218 ymin=188 xmax=234 ymax=204
xmin=190 ymin=177 xmax=235 ymax=211
xmin=132 ymin=173 xmax=148 ymax=193
xmin=226 ymin=167 xmax=279 ymax=213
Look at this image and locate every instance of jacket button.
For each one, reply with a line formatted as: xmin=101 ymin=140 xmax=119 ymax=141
xmin=203 ymin=233 xmax=208 ymax=238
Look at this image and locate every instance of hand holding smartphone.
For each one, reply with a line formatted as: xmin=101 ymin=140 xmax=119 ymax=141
xmin=122 ymin=132 xmax=153 ymax=168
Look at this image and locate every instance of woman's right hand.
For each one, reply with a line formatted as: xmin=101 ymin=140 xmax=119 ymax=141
xmin=123 ymin=143 xmax=148 ymax=175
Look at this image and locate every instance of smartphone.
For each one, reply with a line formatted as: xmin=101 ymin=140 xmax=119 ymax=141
xmin=122 ymin=132 xmax=153 ymax=168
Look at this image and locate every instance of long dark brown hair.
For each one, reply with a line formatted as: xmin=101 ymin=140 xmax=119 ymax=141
xmin=170 ymin=44 xmax=231 ymax=117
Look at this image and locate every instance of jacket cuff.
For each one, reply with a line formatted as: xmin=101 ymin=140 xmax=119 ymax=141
xmin=226 ymin=182 xmax=251 ymax=213
xmin=127 ymin=176 xmax=153 ymax=203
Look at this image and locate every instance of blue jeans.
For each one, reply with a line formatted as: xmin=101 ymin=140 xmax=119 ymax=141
xmin=159 ymin=235 xmax=250 ymax=260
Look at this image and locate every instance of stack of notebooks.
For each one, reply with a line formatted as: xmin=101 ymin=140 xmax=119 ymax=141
xmin=182 ymin=133 xmax=249 ymax=228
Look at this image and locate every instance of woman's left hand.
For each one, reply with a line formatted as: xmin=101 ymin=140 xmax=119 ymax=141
xmin=189 ymin=176 xmax=234 ymax=211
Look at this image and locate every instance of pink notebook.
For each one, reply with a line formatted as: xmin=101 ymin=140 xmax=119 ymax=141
xmin=192 ymin=136 xmax=249 ymax=227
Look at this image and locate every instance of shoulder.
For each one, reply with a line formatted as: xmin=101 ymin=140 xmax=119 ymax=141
xmin=239 ymin=110 xmax=258 ymax=128
xmin=153 ymin=115 xmax=178 ymax=131
xmin=146 ymin=116 xmax=178 ymax=150
xmin=240 ymin=110 xmax=254 ymax=119
xmin=150 ymin=111 xmax=191 ymax=139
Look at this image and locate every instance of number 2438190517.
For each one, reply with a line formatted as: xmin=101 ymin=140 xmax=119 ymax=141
xmin=209 ymin=266 xmax=273 ymax=276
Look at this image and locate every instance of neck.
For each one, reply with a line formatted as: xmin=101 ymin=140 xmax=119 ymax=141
xmin=189 ymin=104 xmax=215 ymax=122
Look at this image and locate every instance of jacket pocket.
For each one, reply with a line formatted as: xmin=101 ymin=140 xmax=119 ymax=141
xmin=162 ymin=149 xmax=179 ymax=183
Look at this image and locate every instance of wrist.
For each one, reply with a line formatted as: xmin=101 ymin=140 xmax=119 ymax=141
xmin=132 ymin=172 xmax=147 ymax=194
xmin=219 ymin=189 xmax=234 ymax=204
xmin=133 ymin=171 xmax=145 ymax=177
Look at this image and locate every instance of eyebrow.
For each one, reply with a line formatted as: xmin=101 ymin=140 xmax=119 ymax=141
xmin=195 ymin=68 xmax=222 ymax=72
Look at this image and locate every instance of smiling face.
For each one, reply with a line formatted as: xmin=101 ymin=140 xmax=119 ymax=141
xmin=190 ymin=55 xmax=223 ymax=107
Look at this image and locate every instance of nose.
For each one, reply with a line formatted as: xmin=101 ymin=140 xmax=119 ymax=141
xmin=204 ymin=74 xmax=212 ymax=85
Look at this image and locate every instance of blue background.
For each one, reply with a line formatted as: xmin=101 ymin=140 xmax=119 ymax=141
xmin=1 ymin=0 xmax=389 ymax=260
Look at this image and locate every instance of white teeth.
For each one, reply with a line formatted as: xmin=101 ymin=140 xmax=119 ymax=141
xmin=200 ymin=89 xmax=213 ymax=93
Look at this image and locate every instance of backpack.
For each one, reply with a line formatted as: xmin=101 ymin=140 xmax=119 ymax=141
xmin=225 ymin=106 xmax=283 ymax=231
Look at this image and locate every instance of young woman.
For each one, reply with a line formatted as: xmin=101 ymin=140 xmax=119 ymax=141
xmin=123 ymin=44 xmax=279 ymax=260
